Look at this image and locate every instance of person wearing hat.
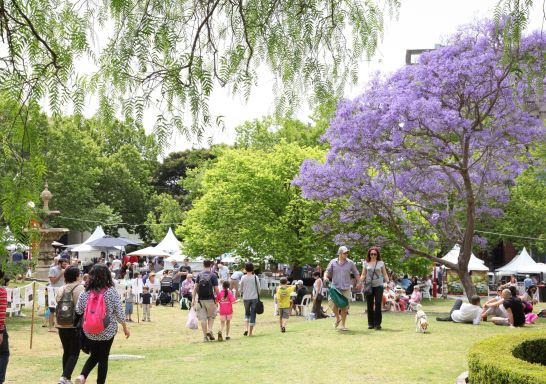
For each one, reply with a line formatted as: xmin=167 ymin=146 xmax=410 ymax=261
xmin=324 ymin=246 xmax=361 ymax=331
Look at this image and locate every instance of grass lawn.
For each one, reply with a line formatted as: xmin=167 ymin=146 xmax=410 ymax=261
xmin=6 ymin=296 xmax=546 ymax=383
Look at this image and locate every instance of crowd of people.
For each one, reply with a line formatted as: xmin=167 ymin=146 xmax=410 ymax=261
xmin=0 ymin=244 xmax=542 ymax=384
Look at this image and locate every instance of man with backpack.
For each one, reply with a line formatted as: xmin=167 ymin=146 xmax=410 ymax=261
xmin=192 ymin=260 xmax=220 ymax=342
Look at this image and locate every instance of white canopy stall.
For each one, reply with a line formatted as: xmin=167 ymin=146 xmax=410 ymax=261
xmin=155 ymin=228 xmax=184 ymax=258
xmin=495 ymin=247 xmax=546 ymax=275
xmin=69 ymin=226 xmax=105 ymax=263
xmin=442 ymin=244 xmax=489 ymax=295
xmin=442 ymin=244 xmax=489 ymax=272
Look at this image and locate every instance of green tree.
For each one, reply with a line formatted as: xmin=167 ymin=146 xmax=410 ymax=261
xmin=43 ymin=116 xmax=105 ymax=231
xmin=178 ymin=143 xmax=330 ymax=268
xmin=235 ymin=117 xmax=325 ymax=150
xmin=43 ymin=116 xmax=159 ymax=237
xmin=152 ymin=148 xmax=218 ymax=208
xmin=479 ymin=144 xmax=546 ymax=255
xmin=0 ymin=96 xmax=47 ymax=242
xmin=145 ymin=193 xmax=185 ymax=242
xmin=0 ymin=0 xmax=399 ymax=144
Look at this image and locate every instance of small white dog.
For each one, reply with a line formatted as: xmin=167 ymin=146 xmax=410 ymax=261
xmin=415 ymin=304 xmax=429 ymax=333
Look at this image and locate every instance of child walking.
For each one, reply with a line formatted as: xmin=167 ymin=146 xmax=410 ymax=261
xmin=125 ymin=287 xmax=134 ymax=322
xmin=216 ymin=281 xmax=236 ymax=341
xmin=275 ymin=278 xmax=295 ymax=333
xmin=140 ymin=286 xmax=152 ymax=322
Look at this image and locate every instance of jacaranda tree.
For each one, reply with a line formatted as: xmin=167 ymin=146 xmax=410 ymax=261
xmin=295 ymin=20 xmax=545 ymax=298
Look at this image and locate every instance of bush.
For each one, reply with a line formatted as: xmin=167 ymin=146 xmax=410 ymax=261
xmin=468 ymin=332 xmax=546 ymax=384
xmin=513 ymin=338 xmax=546 ymax=366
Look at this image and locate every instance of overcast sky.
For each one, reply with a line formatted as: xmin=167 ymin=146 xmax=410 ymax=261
xmin=74 ymin=0 xmax=544 ymax=153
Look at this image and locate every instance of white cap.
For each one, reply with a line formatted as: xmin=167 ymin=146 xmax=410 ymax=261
xmin=337 ymin=246 xmax=349 ymax=256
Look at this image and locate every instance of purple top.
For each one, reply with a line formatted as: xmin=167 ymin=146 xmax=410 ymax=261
xmin=326 ymin=258 xmax=359 ymax=290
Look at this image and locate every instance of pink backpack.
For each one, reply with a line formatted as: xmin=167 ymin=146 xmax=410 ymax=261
xmin=83 ymin=289 xmax=109 ymax=334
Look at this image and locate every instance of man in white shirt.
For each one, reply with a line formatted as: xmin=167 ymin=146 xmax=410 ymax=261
xmin=436 ymin=295 xmax=482 ymax=324
xmin=112 ymin=258 xmax=122 ymax=278
xmin=217 ymin=261 xmax=230 ymax=284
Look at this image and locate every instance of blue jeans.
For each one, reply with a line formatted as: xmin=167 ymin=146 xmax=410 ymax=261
xmin=244 ymin=299 xmax=258 ymax=326
xmin=0 ymin=327 xmax=9 ymax=383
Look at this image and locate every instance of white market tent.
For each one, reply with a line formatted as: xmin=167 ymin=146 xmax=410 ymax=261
xmin=442 ymin=244 xmax=489 ymax=272
xmin=69 ymin=226 xmax=105 ymax=262
xmin=154 ymin=228 xmax=183 ymax=256
xmin=128 ymin=247 xmax=170 ymax=257
xmin=495 ymin=247 xmax=546 ymax=275
xmin=165 ymin=254 xmax=187 ymax=263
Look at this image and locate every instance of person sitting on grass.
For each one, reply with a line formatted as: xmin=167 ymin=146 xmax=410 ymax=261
xmin=276 ymin=278 xmax=295 ymax=332
xmin=436 ymin=295 xmax=482 ymax=324
xmin=481 ymin=286 xmax=507 ymax=321
xmin=520 ymin=285 xmax=538 ymax=306
xmin=491 ymin=289 xmax=525 ymax=328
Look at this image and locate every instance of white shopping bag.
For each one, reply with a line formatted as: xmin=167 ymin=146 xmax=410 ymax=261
xmin=185 ymin=308 xmax=198 ymax=330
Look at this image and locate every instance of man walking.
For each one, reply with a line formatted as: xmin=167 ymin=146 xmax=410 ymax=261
xmin=324 ymin=246 xmax=361 ymax=331
xmin=192 ymin=260 xmax=220 ymax=342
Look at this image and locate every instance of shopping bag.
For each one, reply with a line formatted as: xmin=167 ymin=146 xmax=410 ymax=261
xmin=185 ymin=308 xmax=198 ymax=330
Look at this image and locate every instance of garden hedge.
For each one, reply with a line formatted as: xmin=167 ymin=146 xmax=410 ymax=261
xmin=468 ymin=331 xmax=546 ymax=384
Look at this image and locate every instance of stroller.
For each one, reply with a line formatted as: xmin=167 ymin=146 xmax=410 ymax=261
xmin=156 ymin=276 xmax=174 ymax=306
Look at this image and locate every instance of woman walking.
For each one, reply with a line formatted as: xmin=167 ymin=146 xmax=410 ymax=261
xmin=361 ymin=247 xmax=390 ymax=330
xmin=75 ymin=264 xmax=130 ymax=384
xmin=55 ymin=266 xmax=84 ymax=384
xmin=239 ymin=263 xmax=259 ymax=336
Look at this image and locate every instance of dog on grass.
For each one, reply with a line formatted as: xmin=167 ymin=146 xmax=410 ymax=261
xmin=415 ymin=304 xmax=428 ymax=333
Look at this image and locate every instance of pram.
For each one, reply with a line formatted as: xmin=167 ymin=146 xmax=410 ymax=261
xmin=156 ymin=276 xmax=174 ymax=306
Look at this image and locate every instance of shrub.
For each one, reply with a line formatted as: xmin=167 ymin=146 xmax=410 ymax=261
xmin=513 ymin=338 xmax=546 ymax=366
xmin=468 ymin=332 xmax=546 ymax=384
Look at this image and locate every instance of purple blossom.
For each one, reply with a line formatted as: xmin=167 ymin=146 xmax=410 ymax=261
xmin=295 ymin=20 xmax=545 ymax=260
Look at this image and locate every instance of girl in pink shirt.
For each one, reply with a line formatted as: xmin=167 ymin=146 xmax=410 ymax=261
xmin=216 ymin=281 xmax=236 ymax=341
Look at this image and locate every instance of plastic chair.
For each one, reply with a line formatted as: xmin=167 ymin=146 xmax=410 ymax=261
xmin=421 ymin=285 xmax=432 ymax=301
xmin=296 ymin=294 xmax=312 ymax=317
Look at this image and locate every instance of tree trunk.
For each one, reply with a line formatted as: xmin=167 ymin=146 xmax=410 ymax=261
xmin=457 ymin=267 xmax=476 ymax=299
xmin=460 ymin=151 xmax=477 ymax=300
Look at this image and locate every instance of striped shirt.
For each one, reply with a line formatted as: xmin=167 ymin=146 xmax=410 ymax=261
xmin=76 ymin=287 xmax=125 ymax=341
xmin=0 ymin=287 xmax=6 ymax=331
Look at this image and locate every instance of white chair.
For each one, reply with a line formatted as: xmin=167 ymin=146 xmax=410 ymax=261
xmin=269 ymin=280 xmax=280 ymax=297
xmin=296 ymin=294 xmax=312 ymax=317
xmin=421 ymin=283 xmax=432 ymax=301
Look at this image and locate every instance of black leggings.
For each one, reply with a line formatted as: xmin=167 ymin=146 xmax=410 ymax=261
xmin=58 ymin=328 xmax=81 ymax=380
xmin=366 ymin=285 xmax=384 ymax=327
xmin=80 ymin=337 xmax=114 ymax=384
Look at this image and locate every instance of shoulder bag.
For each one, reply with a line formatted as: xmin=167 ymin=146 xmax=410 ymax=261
xmin=254 ymin=276 xmax=264 ymax=314
xmin=364 ymin=262 xmax=378 ymax=296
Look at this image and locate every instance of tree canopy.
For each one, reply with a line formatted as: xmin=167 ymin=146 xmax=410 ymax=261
xmin=295 ymin=20 xmax=546 ymax=298
xmin=0 ymin=0 xmax=399 ymax=144
xmin=178 ymin=142 xmax=331 ymax=267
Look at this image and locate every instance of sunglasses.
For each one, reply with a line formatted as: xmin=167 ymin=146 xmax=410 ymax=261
xmin=370 ymin=253 xmax=378 ymax=256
